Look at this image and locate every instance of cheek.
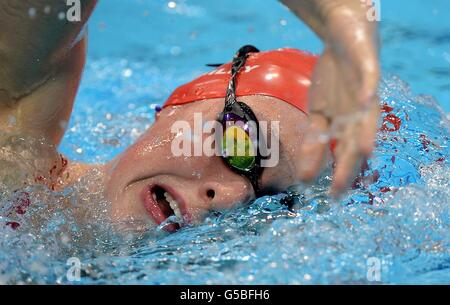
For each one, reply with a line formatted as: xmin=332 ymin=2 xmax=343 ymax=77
xmin=108 ymin=182 xmax=152 ymax=224
xmin=260 ymin=128 xmax=305 ymax=191
xmin=261 ymin=167 xmax=294 ymax=192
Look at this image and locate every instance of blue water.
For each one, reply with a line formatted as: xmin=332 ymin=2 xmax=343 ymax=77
xmin=84 ymin=0 xmax=450 ymax=113
xmin=0 ymin=0 xmax=449 ymax=284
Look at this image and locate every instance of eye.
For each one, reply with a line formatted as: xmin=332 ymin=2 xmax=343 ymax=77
xmin=222 ymin=125 xmax=256 ymax=171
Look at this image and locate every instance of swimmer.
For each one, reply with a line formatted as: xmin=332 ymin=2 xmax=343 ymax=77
xmin=0 ymin=1 xmax=380 ymax=231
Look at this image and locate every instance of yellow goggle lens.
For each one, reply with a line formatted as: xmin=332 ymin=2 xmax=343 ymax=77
xmin=222 ymin=126 xmax=256 ymax=171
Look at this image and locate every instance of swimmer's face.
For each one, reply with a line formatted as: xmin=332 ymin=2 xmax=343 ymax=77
xmin=104 ymin=96 xmax=309 ymax=231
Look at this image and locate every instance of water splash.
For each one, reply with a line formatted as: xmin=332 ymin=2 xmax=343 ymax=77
xmin=1 ymin=64 xmax=448 ymax=284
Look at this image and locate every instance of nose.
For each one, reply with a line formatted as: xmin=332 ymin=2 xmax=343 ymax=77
xmin=199 ymin=180 xmax=254 ymax=211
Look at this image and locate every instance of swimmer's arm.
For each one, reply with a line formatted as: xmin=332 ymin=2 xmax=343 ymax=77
xmin=0 ymin=0 xmax=97 ymax=145
xmin=280 ymin=0 xmax=380 ymax=194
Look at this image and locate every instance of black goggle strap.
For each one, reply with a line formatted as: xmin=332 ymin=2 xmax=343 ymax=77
xmin=224 ymin=45 xmax=262 ymax=195
xmin=225 ymin=45 xmax=260 ymax=110
xmin=249 ymin=164 xmax=263 ymax=196
xmin=235 ymin=101 xmax=264 ymax=196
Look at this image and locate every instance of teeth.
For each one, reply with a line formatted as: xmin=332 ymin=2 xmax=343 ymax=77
xmin=164 ymin=192 xmax=183 ymax=221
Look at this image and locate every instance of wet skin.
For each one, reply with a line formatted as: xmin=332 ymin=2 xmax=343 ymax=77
xmin=102 ymin=95 xmax=310 ymax=229
xmin=0 ymin=0 xmax=380 ymax=230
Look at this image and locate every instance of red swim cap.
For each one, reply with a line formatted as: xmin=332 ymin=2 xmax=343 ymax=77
xmin=163 ymin=48 xmax=318 ymax=114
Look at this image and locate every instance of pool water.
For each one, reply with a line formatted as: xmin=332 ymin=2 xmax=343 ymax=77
xmin=0 ymin=0 xmax=449 ymax=284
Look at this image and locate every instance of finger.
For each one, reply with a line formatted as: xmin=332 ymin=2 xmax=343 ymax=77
xmin=359 ymin=99 xmax=380 ymax=156
xmin=357 ymin=57 xmax=380 ymax=109
xmin=340 ymin=27 xmax=380 ymax=110
xmin=331 ymin=124 xmax=361 ymax=195
xmin=296 ymin=114 xmax=329 ymax=181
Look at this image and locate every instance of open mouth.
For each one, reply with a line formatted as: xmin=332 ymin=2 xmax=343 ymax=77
xmin=141 ymin=185 xmax=186 ymax=232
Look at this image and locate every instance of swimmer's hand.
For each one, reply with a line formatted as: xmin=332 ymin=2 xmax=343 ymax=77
xmin=281 ymin=0 xmax=380 ymax=195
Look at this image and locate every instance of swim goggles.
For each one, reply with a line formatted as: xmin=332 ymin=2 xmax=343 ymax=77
xmin=218 ymin=45 xmax=265 ymax=195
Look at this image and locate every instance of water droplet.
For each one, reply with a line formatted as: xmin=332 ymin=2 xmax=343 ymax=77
xmin=28 ymin=8 xmax=37 ymax=18
xmin=170 ymin=46 xmax=181 ymax=56
xmin=7 ymin=115 xmax=16 ymax=126
xmin=123 ymin=68 xmax=133 ymax=78
xmin=58 ymin=12 xmax=66 ymax=20
xmin=44 ymin=5 xmax=51 ymax=14
xmin=59 ymin=120 xmax=68 ymax=130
